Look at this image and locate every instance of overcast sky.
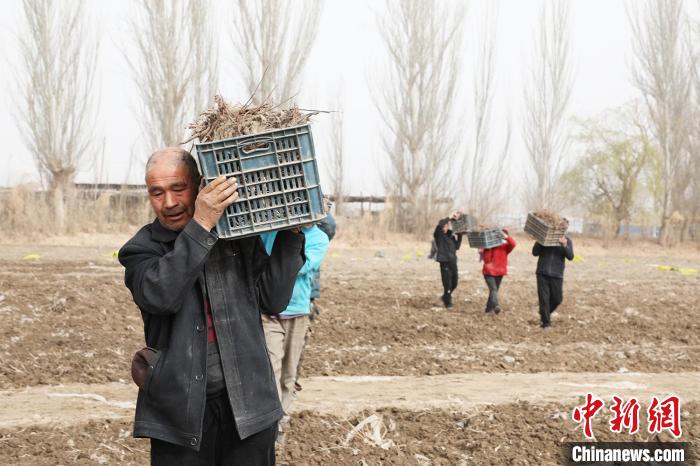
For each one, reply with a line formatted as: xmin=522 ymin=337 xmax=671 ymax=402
xmin=0 ymin=0 xmax=643 ymax=198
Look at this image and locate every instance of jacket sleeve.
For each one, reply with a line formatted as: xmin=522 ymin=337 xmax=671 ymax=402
xmin=505 ymin=235 xmax=516 ymax=253
xmin=118 ymin=220 xmax=217 ymax=315
xmin=564 ymin=237 xmax=574 ymax=260
xmin=481 ymin=248 xmax=490 ymax=264
xmin=254 ymin=230 xmax=305 ymax=315
xmin=429 ymin=240 xmax=437 ymax=259
xmin=298 ymin=227 xmax=331 ymax=276
xmin=532 ymin=242 xmax=543 ymax=256
xmin=318 ymin=214 xmax=337 ymax=241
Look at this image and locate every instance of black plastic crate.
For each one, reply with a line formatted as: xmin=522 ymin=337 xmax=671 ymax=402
xmin=524 ymin=212 xmax=568 ymax=246
xmin=450 ymin=214 xmax=476 ymax=234
xmin=466 ymin=228 xmax=504 ymax=249
xmin=195 ymin=124 xmax=326 ymax=239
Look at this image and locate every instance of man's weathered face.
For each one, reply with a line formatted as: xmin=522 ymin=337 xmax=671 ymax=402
xmin=146 ymin=161 xmax=198 ymax=231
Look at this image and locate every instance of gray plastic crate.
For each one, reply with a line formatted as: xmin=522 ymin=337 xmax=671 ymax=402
xmin=466 ymin=228 xmax=504 ymax=249
xmin=195 ymin=124 xmax=326 ymax=239
xmin=524 ymin=212 xmax=568 ymax=246
xmin=450 ymin=214 xmax=476 ymax=234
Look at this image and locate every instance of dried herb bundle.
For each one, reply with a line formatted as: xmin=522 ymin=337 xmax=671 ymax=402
xmin=533 ymin=210 xmax=568 ymax=228
xmin=183 ymin=95 xmax=317 ymax=144
xmin=471 ymin=224 xmax=499 ymax=232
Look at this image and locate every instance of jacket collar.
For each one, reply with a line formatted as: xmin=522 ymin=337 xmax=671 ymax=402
xmin=150 ymin=218 xmax=180 ymax=243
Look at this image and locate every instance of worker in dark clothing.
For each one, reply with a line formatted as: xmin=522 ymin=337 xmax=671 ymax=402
xmin=433 ymin=213 xmax=464 ymax=308
xmin=532 ymin=235 xmax=574 ymax=329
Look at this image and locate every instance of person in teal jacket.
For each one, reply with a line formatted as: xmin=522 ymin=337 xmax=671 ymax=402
xmin=260 ymin=224 xmax=330 ymax=441
xmin=311 ymin=213 xmax=336 ymax=318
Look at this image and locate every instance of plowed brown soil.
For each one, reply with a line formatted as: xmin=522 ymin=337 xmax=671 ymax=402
xmin=0 ymin=234 xmax=698 ymax=464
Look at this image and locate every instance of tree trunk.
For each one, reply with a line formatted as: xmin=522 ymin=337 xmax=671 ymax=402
xmin=615 ymin=220 xmax=623 ymax=238
xmin=659 ymin=216 xmax=671 ymax=246
xmin=658 ymin=190 xmax=672 ymax=246
xmin=51 ymin=171 xmax=73 ymax=232
xmin=334 ymin=198 xmax=342 ymax=216
xmin=53 ymin=180 xmax=66 ymax=232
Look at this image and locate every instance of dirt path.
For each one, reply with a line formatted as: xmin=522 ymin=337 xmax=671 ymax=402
xmin=2 ymin=372 xmax=697 ymax=430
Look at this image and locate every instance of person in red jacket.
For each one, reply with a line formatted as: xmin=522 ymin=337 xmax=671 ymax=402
xmin=480 ymin=229 xmax=516 ymax=314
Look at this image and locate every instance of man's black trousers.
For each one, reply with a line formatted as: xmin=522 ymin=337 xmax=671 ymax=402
xmin=439 ymin=260 xmax=458 ymax=305
xmin=536 ymin=273 xmax=563 ymax=326
xmin=151 ymin=392 xmax=278 ymax=465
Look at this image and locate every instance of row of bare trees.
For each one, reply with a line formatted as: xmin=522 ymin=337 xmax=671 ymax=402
xmin=567 ymin=0 xmax=700 ymax=244
xmin=14 ymin=0 xmax=700 ymax=242
xmin=629 ymin=0 xmax=698 ymax=244
xmin=377 ymin=0 xmax=571 ymax=234
xmin=377 ymin=0 xmax=699 ymax=243
xmin=14 ymin=0 xmax=326 ymax=231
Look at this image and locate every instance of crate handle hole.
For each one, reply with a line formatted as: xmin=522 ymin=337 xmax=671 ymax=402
xmin=239 ymin=137 xmax=274 ymax=155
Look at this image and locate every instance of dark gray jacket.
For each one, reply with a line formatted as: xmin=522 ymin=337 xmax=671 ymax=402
xmin=532 ymin=237 xmax=574 ymax=278
xmin=433 ymin=218 xmax=463 ymax=263
xmin=118 ymin=219 xmax=304 ymax=450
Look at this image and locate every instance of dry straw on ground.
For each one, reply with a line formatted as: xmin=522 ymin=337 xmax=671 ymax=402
xmin=183 ymin=95 xmax=317 ymax=144
xmin=533 ymin=210 xmax=569 ymax=228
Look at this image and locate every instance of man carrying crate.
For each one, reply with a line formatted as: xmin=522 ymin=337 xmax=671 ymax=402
xmin=433 ymin=212 xmax=464 ymax=308
xmin=119 ymin=148 xmax=305 ymax=464
xmin=532 ymin=235 xmax=574 ymax=329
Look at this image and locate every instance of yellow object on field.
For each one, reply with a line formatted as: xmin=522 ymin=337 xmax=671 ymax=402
xmin=401 ymin=254 xmax=413 ymax=261
xmin=415 ymin=250 xmax=424 ymax=257
xmin=656 ymin=265 xmax=674 ymax=271
xmin=23 ymin=254 xmax=40 ymax=261
xmin=655 ymin=265 xmax=698 ymax=276
xmin=572 ymin=255 xmax=585 ymax=263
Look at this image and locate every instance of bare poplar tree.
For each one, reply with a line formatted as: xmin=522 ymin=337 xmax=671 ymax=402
xmin=679 ymin=7 xmax=700 ymax=242
xmin=522 ymin=0 xmax=573 ymax=211
xmin=326 ymin=104 xmax=345 ymax=215
xmin=376 ymin=0 xmax=465 ymax=234
xmin=685 ymin=24 xmax=700 ymax=240
xmin=629 ymin=0 xmax=693 ymax=245
xmin=16 ymin=0 xmax=98 ymax=230
xmin=190 ymin=4 xmax=219 ymax=116
xmin=129 ymin=0 xmax=219 ymax=149
xmin=463 ymin=3 xmax=511 ymax=223
xmin=231 ymin=0 xmax=323 ymax=104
